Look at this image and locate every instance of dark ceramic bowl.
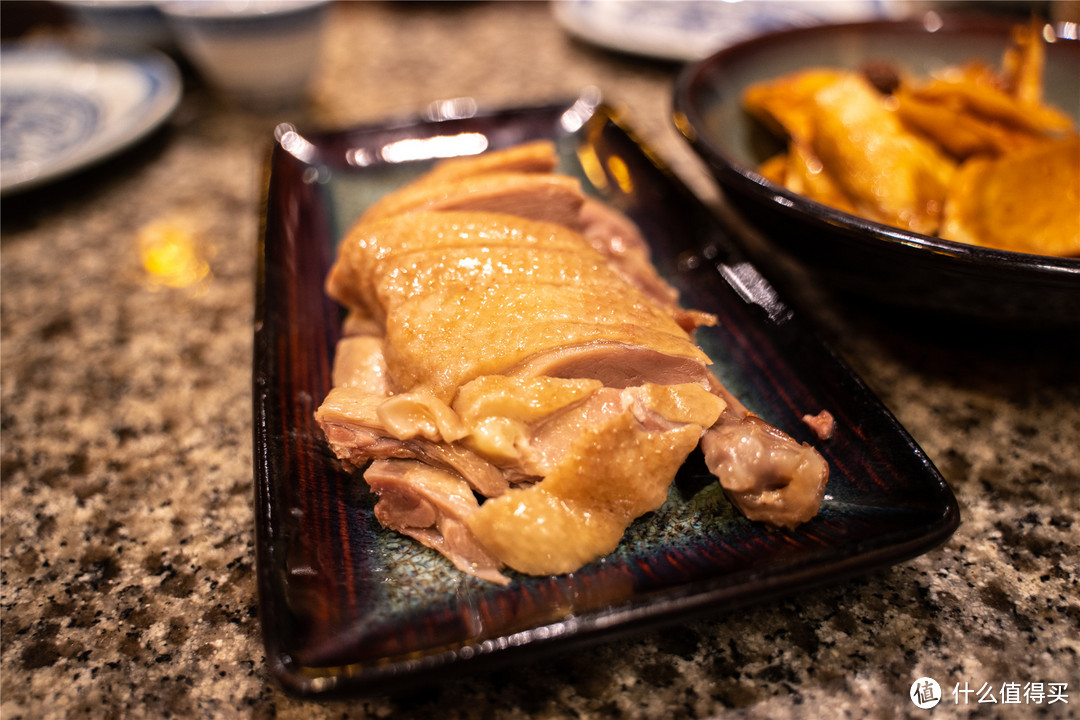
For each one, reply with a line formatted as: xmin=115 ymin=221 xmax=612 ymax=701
xmin=673 ymin=15 xmax=1080 ymax=327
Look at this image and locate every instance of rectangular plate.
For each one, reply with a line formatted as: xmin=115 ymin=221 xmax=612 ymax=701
xmin=253 ymin=94 xmax=959 ymax=696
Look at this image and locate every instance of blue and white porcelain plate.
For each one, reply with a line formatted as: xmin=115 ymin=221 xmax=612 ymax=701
xmin=552 ymin=0 xmax=903 ymax=61
xmin=0 ymin=43 xmax=182 ymax=195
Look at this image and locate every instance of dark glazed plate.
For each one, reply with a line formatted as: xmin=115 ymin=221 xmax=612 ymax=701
xmin=254 ymin=92 xmax=959 ymax=696
xmin=673 ymin=16 xmax=1080 ymax=327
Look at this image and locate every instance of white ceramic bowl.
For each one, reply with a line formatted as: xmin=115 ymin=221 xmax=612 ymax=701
xmin=160 ymin=0 xmax=330 ymax=108
xmin=58 ymin=1 xmax=176 ymax=50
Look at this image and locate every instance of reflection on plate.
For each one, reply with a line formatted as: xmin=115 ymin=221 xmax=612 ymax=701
xmin=0 ymin=43 xmax=181 ymax=195
xmin=673 ymin=16 xmax=1080 ymax=326
xmin=254 ymin=93 xmax=959 ymax=696
xmin=552 ymin=0 xmax=899 ymax=61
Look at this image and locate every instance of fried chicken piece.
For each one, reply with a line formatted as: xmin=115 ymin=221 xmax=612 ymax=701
xmin=808 ymin=75 xmax=956 ymax=236
xmin=940 ymin=134 xmax=1080 ymax=256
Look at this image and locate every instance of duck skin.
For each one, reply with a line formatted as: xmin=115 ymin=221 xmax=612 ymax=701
xmin=315 ymin=142 xmax=829 ymax=583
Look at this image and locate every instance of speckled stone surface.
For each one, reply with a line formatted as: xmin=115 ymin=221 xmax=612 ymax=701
xmin=2 ymin=3 xmax=1078 ymax=719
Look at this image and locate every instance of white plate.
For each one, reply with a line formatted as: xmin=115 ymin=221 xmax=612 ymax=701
xmin=552 ymin=0 xmax=902 ymax=62
xmin=0 ymin=43 xmax=182 ymax=195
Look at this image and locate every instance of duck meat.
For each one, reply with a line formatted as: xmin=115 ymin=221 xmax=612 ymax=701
xmin=315 ymin=141 xmax=829 ymax=582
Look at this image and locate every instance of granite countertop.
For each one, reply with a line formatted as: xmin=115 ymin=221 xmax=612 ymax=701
xmin=2 ymin=3 xmax=1077 ymax=718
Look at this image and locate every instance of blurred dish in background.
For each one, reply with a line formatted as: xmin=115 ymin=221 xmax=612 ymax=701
xmin=741 ymin=19 xmax=1078 ymax=256
xmin=0 ymin=42 xmax=181 ymax=195
xmin=673 ymin=16 xmax=1080 ymax=327
xmin=552 ymin=0 xmax=902 ymax=61
xmin=159 ymin=0 xmax=330 ymax=111
xmin=54 ymin=0 xmax=175 ymax=51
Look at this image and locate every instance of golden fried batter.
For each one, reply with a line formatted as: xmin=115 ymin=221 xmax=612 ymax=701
xmin=940 ymin=134 xmax=1080 ymax=256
